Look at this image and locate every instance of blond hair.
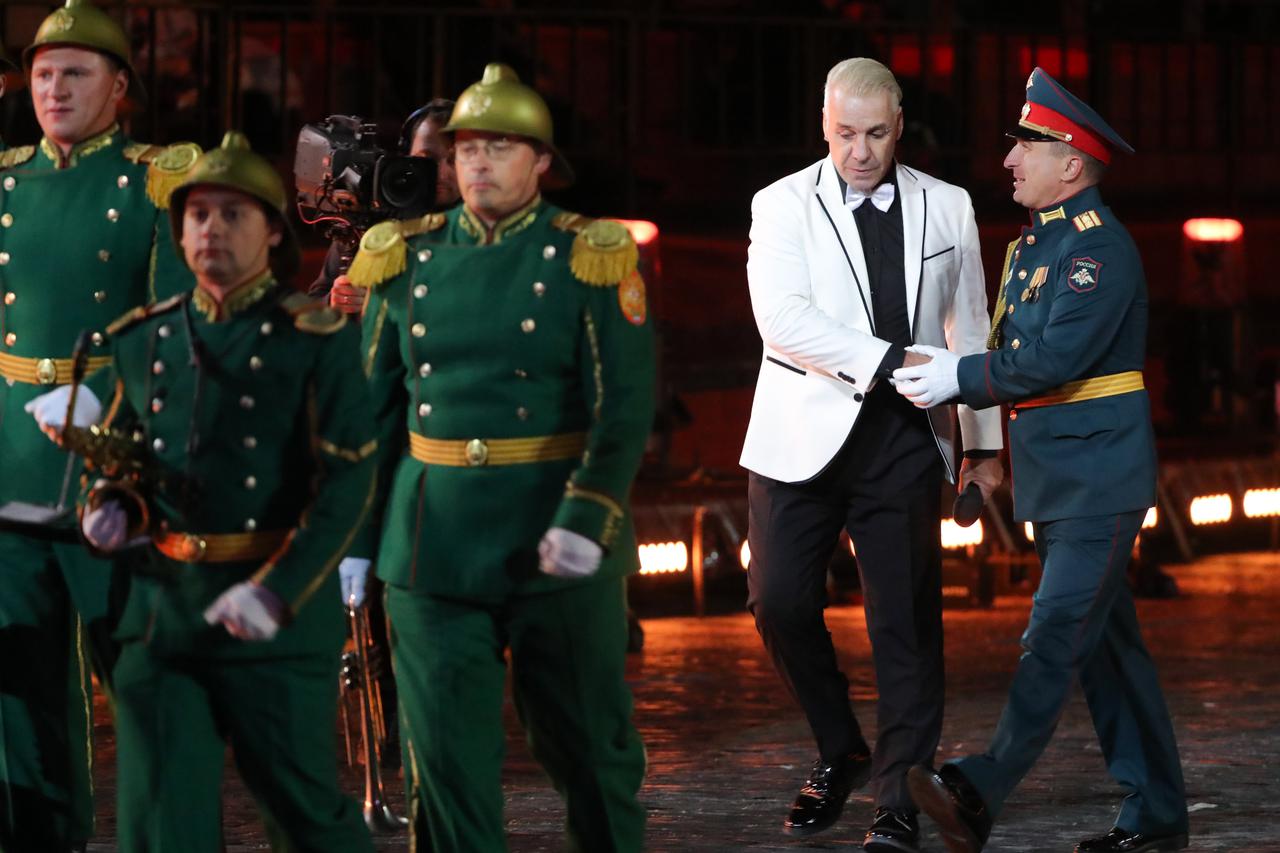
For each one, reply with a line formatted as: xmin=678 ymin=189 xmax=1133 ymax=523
xmin=823 ymin=58 xmax=902 ymax=110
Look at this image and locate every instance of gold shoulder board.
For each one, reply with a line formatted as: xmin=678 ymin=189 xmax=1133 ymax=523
xmin=400 ymin=211 xmax=448 ymax=239
xmin=0 ymin=146 xmax=36 ymax=171
xmin=551 ymin=211 xmax=592 ymax=234
xmin=347 ymin=220 xmax=407 ymax=289
xmin=568 ymin=218 xmax=638 ymax=287
xmin=280 ymin=292 xmax=348 ymax=335
xmin=105 ymin=292 xmax=187 ymax=337
xmin=144 ymin=141 xmax=203 ymax=209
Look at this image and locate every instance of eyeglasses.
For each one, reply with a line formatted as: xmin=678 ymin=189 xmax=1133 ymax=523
xmin=451 ymin=137 xmax=525 ymax=163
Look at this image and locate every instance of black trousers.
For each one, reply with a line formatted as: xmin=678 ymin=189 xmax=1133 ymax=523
xmin=747 ymin=386 xmax=944 ymax=811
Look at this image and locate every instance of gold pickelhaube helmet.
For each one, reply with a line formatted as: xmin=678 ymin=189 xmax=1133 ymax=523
xmin=443 ymin=63 xmax=574 ymax=188
xmin=23 ymin=0 xmax=145 ymax=106
xmin=169 ymin=131 xmax=301 ymax=281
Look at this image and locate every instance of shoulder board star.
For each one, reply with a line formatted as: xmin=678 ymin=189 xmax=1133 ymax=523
xmin=141 ymin=141 xmax=202 ymax=209
xmin=0 ymin=146 xmax=36 ymax=171
xmin=105 ymin=292 xmax=189 ymax=337
xmin=280 ymin=291 xmax=348 ymax=335
xmin=400 ymin=211 xmax=449 ymax=239
xmin=346 ymin=220 xmax=407 ymax=289
xmin=558 ymin=214 xmax=638 ymax=287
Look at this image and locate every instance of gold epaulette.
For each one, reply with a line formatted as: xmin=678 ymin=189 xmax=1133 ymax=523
xmin=553 ymin=214 xmax=638 ymax=287
xmin=0 ymin=146 xmax=36 ymax=170
xmin=136 ymin=141 xmax=202 ymax=209
xmin=106 ymin=292 xmax=188 ymax=337
xmin=347 ymin=220 xmax=406 ymax=289
xmin=400 ymin=211 xmax=448 ymax=239
xmin=280 ymin=291 xmax=347 ymax=335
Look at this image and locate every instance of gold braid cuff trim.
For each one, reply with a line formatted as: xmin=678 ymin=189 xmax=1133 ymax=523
xmin=563 ymin=482 xmax=624 ymax=519
xmin=348 ymin=221 xmax=406 ymax=288
xmin=1014 ymin=371 xmax=1145 ymax=410
xmin=0 ymin=352 xmax=110 ymax=386
xmin=409 ymin=431 xmax=586 ymax=467
xmin=154 ymin=528 xmax=290 ymax=563
xmin=318 ymin=438 xmax=378 ymax=463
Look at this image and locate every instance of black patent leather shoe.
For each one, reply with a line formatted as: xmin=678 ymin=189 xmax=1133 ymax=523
xmin=1075 ymin=827 xmax=1189 ymax=852
xmin=782 ymin=750 xmax=873 ymax=837
xmin=863 ymin=806 xmax=920 ymax=852
xmin=906 ymin=764 xmax=991 ymax=853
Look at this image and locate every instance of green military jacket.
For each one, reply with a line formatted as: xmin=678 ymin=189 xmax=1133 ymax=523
xmin=352 ymin=198 xmax=656 ymax=602
xmin=0 ymin=126 xmax=195 ymax=509
xmin=97 ymin=274 xmax=376 ymax=659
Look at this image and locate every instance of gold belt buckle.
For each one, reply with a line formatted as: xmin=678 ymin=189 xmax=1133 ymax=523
xmin=174 ymin=533 xmax=208 ymax=562
xmin=464 ymin=438 xmax=489 ymax=466
xmin=35 ymin=358 xmax=57 ymax=385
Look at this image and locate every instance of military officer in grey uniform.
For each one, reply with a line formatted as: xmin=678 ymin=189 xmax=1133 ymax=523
xmin=894 ymin=68 xmax=1189 ymax=853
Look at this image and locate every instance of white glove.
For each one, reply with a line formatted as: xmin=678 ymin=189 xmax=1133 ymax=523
xmin=203 ymin=581 xmax=286 ymax=641
xmin=82 ymin=500 xmax=129 ymax=552
xmin=339 ymin=557 xmax=371 ymax=607
xmin=24 ymin=384 xmax=101 ymax=433
xmin=892 ymin=344 xmax=962 ymax=408
xmin=538 ymin=527 xmax=603 ymax=578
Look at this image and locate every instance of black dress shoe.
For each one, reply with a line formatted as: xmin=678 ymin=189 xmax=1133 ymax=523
xmin=782 ymin=750 xmax=873 ymax=837
xmin=1075 ymin=827 xmax=1189 ymax=852
xmin=863 ymin=807 xmax=919 ymax=852
xmin=906 ymin=764 xmax=991 ymax=853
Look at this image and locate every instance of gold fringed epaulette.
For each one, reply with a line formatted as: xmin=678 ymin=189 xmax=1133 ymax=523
xmin=105 ymin=292 xmax=188 ymax=337
xmin=347 ymin=221 xmax=407 ymax=289
xmin=564 ymin=218 xmax=638 ymax=287
xmin=0 ymin=145 xmax=36 ymax=170
xmin=280 ymin=292 xmax=348 ymax=335
xmin=400 ymin=211 xmax=448 ymax=239
xmin=142 ymin=141 xmax=202 ymax=209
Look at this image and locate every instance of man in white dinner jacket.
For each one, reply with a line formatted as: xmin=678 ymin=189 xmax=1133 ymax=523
xmin=740 ymin=57 xmax=1003 ymax=852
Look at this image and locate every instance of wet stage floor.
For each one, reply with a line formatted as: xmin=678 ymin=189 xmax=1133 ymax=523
xmin=87 ymin=551 xmax=1280 ymax=851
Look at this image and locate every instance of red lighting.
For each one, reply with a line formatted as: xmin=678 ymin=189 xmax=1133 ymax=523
xmin=614 ymin=219 xmax=659 ymax=246
xmin=1183 ymin=218 xmax=1243 ymax=243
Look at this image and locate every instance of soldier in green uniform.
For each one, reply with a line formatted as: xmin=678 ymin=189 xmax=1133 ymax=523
xmin=1 ymin=2 xmax=196 ymax=849
xmin=895 ymin=68 xmax=1188 ymax=853
xmin=346 ymin=63 xmax=654 ymax=853
xmin=78 ymin=131 xmax=376 ymax=853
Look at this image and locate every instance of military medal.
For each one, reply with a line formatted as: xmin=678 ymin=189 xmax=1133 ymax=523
xmin=1026 ymin=266 xmax=1048 ymax=302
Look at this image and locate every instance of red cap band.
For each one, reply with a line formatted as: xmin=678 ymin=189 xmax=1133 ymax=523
xmin=1020 ymin=102 xmax=1112 ymax=165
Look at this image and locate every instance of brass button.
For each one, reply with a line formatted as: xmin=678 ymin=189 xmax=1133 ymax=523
xmin=158 ymin=324 xmax=172 ymax=338
xmin=150 ymin=397 xmax=164 ymax=413
xmin=1007 ymin=305 xmax=1014 ymax=316
xmin=117 ymin=175 xmax=130 ymax=188
xmin=243 ymin=435 xmax=258 ymax=449
xmin=35 ymin=358 xmax=56 ymax=385
xmin=260 ymin=321 xmax=273 ymax=335
xmin=98 ymin=250 xmax=111 ymax=262
xmin=1026 ymin=235 xmax=1036 ymax=245
xmin=417 ymin=403 xmax=432 ymax=417
xmin=533 ymin=281 xmax=546 ymax=296
xmin=0 ymin=252 xmax=11 ymax=265
xmin=91 ymin=332 xmax=103 ymax=346
xmin=151 ymin=360 xmax=164 ymax=375
xmin=417 ymin=249 xmax=432 ymax=263
xmin=521 ymin=318 xmax=535 ymax=333
xmin=4 ymin=332 xmax=16 ymax=346
xmin=240 ymin=395 xmax=255 ymax=410
xmin=152 ymin=437 xmax=166 ymax=453
xmin=1 ymin=213 xmax=13 ymax=227
xmin=106 ymin=208 xmax=120 ymax=222
xmin=413 ymin=284 xmax=428 ymax=298
xmin=1011 ymin=338 xmax=1021 ymax=350
xmin=3 ymin=292 xmax=14 ymax=305
xmin=516 ymin=406 xmax=529 ymax=420
xmin=411 ymin=322 xmax=426 ymax=338
xmin=514 ymin=368 xmax=528 ymax=378
xmin=244 ymin=475 xmax=257 ymax=490
xmin=542 ymin=245 xmax=556 ymax=260
xmin=1017 ymin=269 xmax=1027 ymax=280
xmin=418 ymin=362 xmax=432 ymax=378
xmin=244 ymin=518 xmax=257 ymax=531
xmin=249 ymin=355 xmax=263 ymax=371
xmin=465 ymin=438 xmax=489 ymax=466
xmin=1009 ymin=410 xmax=1018 ymax=421
xmin=3 ymin=177 xmax=15 ymax=190
xmin=94 ymin=290 xmax=107 ymax=303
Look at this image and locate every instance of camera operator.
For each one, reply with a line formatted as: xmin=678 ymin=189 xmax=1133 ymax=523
xmin=309 ymin=98 xmax=458 ymax=310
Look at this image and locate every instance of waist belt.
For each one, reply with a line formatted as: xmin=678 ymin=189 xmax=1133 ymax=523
xmin=408 ymin=431 xmax=587 ymax=467
xmin=1016 ymin=371 xmax=1145 ymax=410
xmin=154 ymin=528 xmax=290 ymax=563
xmin=0 ymin=352 xmax=111 ymax=386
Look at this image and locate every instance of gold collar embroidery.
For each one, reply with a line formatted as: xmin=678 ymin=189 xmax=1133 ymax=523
xmin=39 ymin=123 xmax=120 ymax=170
xmin=192 ymin=270 xmax=277 ymax=322
xmin=459 ymin=194 xmax=542 ymax=245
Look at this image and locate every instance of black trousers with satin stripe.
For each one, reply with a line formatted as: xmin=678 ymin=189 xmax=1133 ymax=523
xmin=746 ymin=387 xmax=945 ymax=811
